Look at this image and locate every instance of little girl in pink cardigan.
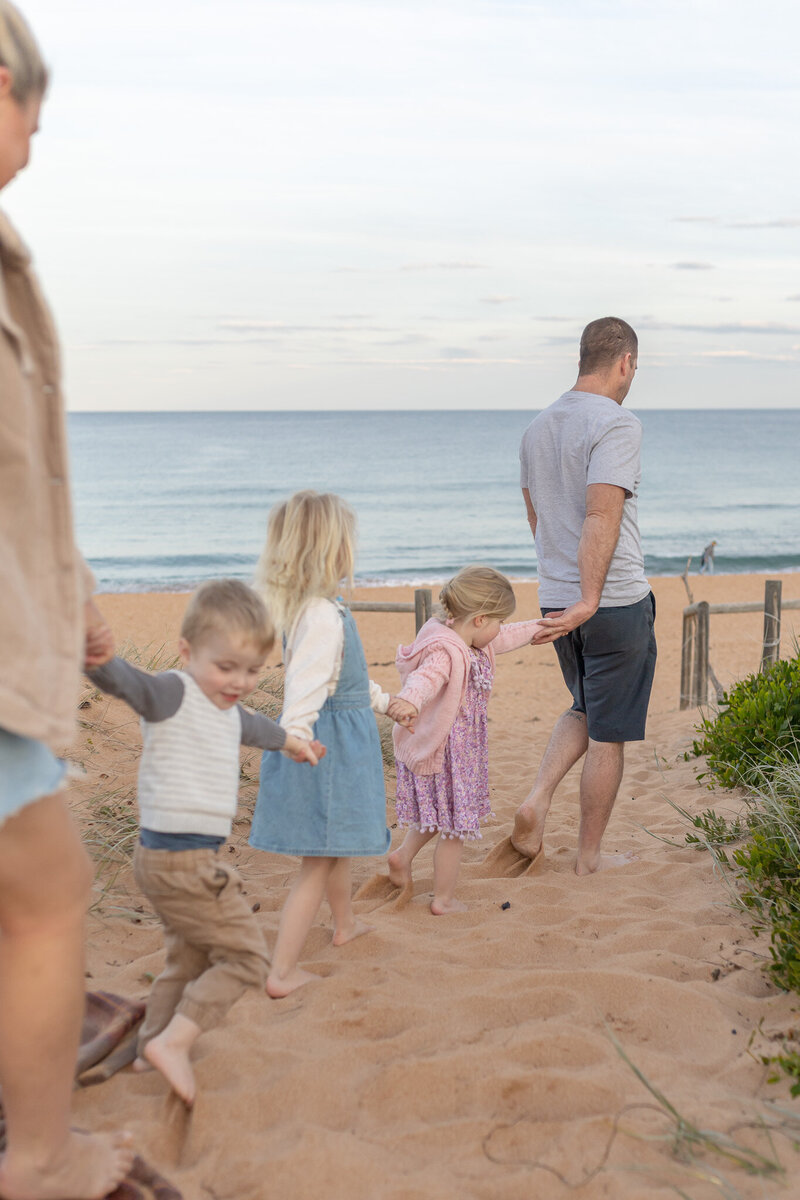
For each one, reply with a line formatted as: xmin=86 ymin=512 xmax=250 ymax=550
xmin=387 ymin=566 xmax=543 ymax=914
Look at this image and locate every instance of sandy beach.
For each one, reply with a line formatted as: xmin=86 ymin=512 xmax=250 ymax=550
xmin=69 ymin=574 xmax=800 ymax=1199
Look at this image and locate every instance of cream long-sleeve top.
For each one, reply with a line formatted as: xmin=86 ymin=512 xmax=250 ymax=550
xmin=281 ymin=598 xmax=390 ymax=740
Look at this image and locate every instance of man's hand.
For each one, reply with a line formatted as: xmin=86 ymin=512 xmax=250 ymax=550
xmin=531 ymin=599 xmax=597 ymax=644
xmin=84 ymin=598 xmax=114 ymax=668
xmin=387 ymin=696 xmax=418 ymax=732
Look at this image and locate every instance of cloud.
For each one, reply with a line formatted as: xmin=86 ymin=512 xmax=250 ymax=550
xmin=400 ymin=261 xmax=488 ymax=272
xmin=480 ymin=294 xmax=518 ymax=305
xmin=673 ymin=216 xmax=719 ymax=224
xmin=217 ymin=319 xmax=388 ymax=334
xmin=697 ymin=350 xmax=798 ymax=363
xmin=672 ymin=261 xmax=715 ymax=271
xmin=728 ymin=217 xmax=800 ymax=229
xmin=640 ymin=320 xmax=800 ymax=336
xmin=787 ymin=294 xmax=800 ymax=302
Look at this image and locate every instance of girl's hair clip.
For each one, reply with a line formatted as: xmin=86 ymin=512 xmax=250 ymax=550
xmin=444 ymin=616 xmax=455 ymax=626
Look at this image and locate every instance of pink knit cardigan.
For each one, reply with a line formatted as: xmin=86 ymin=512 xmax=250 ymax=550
xmin=392 ymin=616 xmax=543 ymax=775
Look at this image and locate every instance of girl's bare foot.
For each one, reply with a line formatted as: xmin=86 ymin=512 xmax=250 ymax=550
xmin=131 ymin=1055 xmax=152 ymax=1073
xmin=387 ymin=849 xmax=412 ymax=890
xmin=142 ymin=1014 xmax=200 ymax=1108
xmin=0 ymin=1129 xmax=134 ymax=1200
xmin=332 ymin=918 xmax=373 ymax=946
xmin=266 ymin=966 xmax=320 ymax=998
xmin=575 ymin=849 xmax=638 ymax=876
xmin=430 ymin=896 xmax=467 ymax=915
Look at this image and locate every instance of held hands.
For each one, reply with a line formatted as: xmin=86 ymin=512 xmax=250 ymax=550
xmin=283 ymin=735 xmax=327 ymax=766
xmin=530 ymin=599 xmax=598 ymax=645
xmin=84 ymin=598 xmax=115 ymax=668
xmin=387 ymin=696 xmax=418 ymax=733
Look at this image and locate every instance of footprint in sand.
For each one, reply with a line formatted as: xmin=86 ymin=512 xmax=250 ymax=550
xmin=480 ymin=837 xmax=546 ymax=879
xmin=353 ymin=872 xmax=415 ymax=911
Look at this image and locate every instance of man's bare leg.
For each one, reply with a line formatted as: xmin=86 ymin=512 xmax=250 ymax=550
xmin=0 ymin=792 xmax=134 ymax=1200
xmin=575 ymin=738 xmax=632 ymax=875
xmin=512 ymin=710 xmax=588 ymax=857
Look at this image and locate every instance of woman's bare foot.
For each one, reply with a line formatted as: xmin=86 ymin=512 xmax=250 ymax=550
xmin=332 ymin=918 xmax=373 ymax=946
xmin=430 ymin=896 xmax=467 ymax=915
xmin=575 ymin=849 xmax=638 ymax=876
xmin=387 ymin=849 xmax=412 ymax=890
xmin=266 ymin=966 xmax=320 ymax=998
xmin=142 ymin=1014 xmax=201 ymax=1108
xmin=0 ymin=1129 xmax=134 ymax=1200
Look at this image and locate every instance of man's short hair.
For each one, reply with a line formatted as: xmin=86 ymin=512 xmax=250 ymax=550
xmin=180 ymin=579 xmax=275 ymax=656
xmin=579 ymin=317 xmax=638 ymax=375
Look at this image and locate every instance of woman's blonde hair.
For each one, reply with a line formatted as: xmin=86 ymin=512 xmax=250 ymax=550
xmin=0 ymin=2 xmax=48 ymax=103
xmin=439 ymin=565 xmax=516 ymax=624
xmin=255 ymin=490 xmax=355 ymax=635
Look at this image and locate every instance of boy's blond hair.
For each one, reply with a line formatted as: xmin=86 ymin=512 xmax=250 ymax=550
xmin=439 ymin=565 xmax=516 ymax=624
xmin=255 ymin=491 xmax=355 ymax=636
xmin=181 ymin=579 xmax=275 ymax=656
xmin=0 ymin=1 xmax=48 ymax=103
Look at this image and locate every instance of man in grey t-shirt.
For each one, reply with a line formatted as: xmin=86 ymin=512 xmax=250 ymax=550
xmin=513 ymin=317 xmax=656 ymax=875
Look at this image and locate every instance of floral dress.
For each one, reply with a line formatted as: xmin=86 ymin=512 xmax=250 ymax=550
xmin=395 ymin=648 xmax=493 ymax=840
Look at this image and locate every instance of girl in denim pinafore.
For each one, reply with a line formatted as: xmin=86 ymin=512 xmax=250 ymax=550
xmin=250 ymin=492 xmax=397 ymax=998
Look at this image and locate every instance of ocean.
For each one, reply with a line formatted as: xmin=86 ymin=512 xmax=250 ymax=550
xmin=68 ymin=409 xmax=800 ymax=593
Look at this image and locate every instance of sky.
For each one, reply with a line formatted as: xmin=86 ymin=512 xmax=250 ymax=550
xmin=5 ymin=0 xmax=800 ymax=411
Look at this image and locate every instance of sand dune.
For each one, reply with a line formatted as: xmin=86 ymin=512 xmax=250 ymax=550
xmin=71 ymin=574 xmax=800 ymax=1198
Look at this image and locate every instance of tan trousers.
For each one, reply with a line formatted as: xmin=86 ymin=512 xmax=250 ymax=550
xmin=133 ymin=844 xmax=269 ymax=1049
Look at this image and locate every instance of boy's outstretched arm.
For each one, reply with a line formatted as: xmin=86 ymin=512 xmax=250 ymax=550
xmin=88 ymin=657 xmax=185 ymax=721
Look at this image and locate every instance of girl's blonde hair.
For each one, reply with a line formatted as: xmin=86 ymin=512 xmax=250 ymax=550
xmin=255 ymin=490 xmax=355 ymax=635
xmin=0 ymin=1 xmax=48 ymax=103
xmin=439 ymin=565 xmax=516 ymax=624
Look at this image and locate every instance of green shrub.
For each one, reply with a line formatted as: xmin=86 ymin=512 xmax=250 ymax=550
xmin=692 ymin=655 xmax=800 ymax=790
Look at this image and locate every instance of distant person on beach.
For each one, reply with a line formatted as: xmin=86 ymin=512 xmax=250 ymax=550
xmin=512 ymin=317 xmax=657 ymax=875
xmin=0 ymin=5 xmax=135 ymax=1197
xmin=388 ymin=566 xmax=544 ymax=913
xmin=699 ymin=540 xmax=717 ymax=574
xmin=250 ymin=491 xmax=407 ymax=996
xmin=88 ymin=580 xmax=323 ymax=1107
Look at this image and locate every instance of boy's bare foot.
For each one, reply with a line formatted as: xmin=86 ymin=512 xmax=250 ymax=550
xmin=0 ymin=1129 xmax=134 ymax=1200
xmin=576 ymin=850 xmax=638 ymax=876
xmin=387 ymin=849 xmax=412 ymax=890
xmin=332 ymin=918 xmax=373 ymax=946
xmin=430 ymin=896 xmax=467 ymax=915
xmin=510 ymin=803 xmax=546 ymax=859
xmin=131 ymin=1055 xmax=152 ymax=1073
xmin=266 ymin=966 xmax=320 ymax=998
xmin=142 ymin=1014 xmax=200 ymax=1108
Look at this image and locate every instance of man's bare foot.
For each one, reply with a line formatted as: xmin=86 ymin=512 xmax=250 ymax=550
xmin=332 ymin=918 xmax=373 ymax=946
xmin=0 ymin=1129 xmax=134 ymax=1200
xmin=387 ymin=849 xmax=411 ymax=890
xmin=575 ymin=849 xmax=639 ymax=876
xmin=430 ymin=896 xmax=467 ymax=915
xmin=510 ymin=803 xmax=547 ymax=859
xmin=131 ymin=1055 xmax=152 ymax=1073
xmin=142 ymin=1014 xmax=201 ymax=1108
xmin=266 ymin=966 xmax=320 ymax=998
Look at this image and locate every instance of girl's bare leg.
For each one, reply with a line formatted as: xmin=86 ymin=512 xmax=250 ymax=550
xmin=387 ymin=828 xmax=436 ymax=890
xmin=267 ymin=857 xmax=333 ymax=998
xmin=0 ymin=792 xmax=134 ymax=1200
xmin=431 ymin=835 xmax=466 ymax=914
xmin=325 ymin=859 xmax=372 ymax=945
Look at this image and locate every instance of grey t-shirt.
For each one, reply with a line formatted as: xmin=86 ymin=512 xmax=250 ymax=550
xmin=519 ymin=390 xmax=650 ymax=608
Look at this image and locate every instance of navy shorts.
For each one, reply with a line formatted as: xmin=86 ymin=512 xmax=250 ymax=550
xmin=543 ymin=593 xmax=657 ymax=743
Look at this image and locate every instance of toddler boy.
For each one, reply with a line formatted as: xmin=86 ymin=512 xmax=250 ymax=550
xmin=89 ymin=579 xmax=322 ymax=1106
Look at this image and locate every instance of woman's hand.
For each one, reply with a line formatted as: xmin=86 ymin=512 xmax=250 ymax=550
xmin=84 ymin=599 xmax=115 ymax=668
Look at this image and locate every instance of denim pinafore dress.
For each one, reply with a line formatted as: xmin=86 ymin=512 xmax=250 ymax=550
xmin=250 ymin=607 xmax=390 ymax=858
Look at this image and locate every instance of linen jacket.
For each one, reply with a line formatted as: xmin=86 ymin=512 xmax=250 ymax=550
xmin=0 ymin=209 xmax=93 ymax=749
xmin=393 ymin=616 xmax=543 ymax=775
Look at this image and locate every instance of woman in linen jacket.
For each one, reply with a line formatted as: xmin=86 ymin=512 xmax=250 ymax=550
xmin=0 ymin=5 xmax=133 ymax=1198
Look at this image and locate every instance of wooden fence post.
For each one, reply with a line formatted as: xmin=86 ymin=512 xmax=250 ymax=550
xmin=414 ymin=588 xmax=431 ymax=633
xmin=760 ymin=579 xmax=782 ymax=672
xmin=692 ymin=601 xmax=709 ymax=707
xmin=680 ymin=610 xmax=694 ymax=710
